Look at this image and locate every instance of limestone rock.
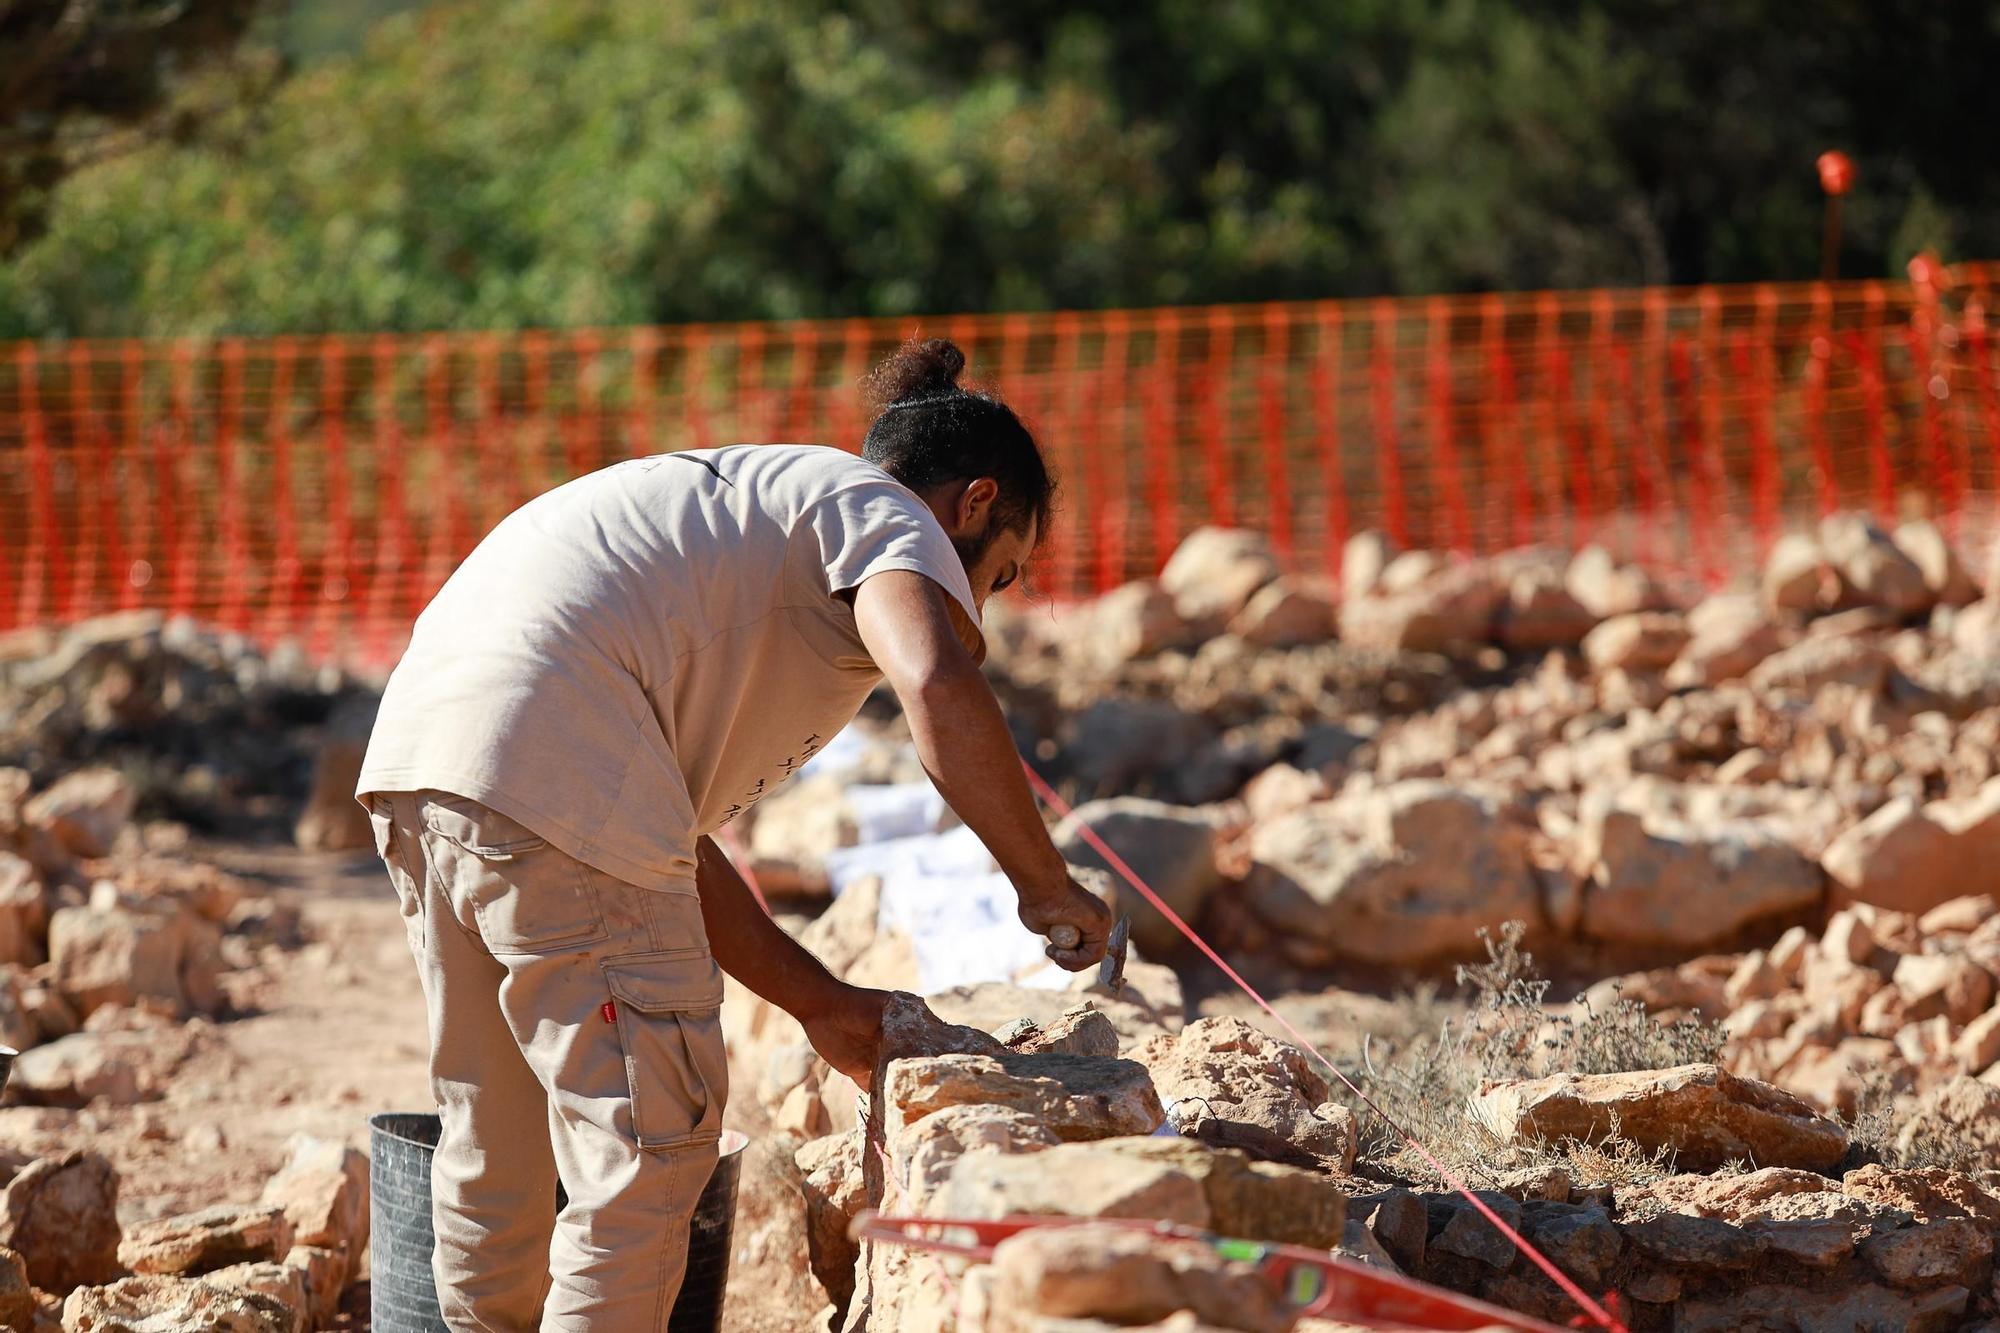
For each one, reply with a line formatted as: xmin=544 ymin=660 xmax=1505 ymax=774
xmin=1081 ymin=1139 xmax=1345 ymax=1249
xmin=938 ymin=1141 xmax=1210 ymax=1228
xmin=48 ymin=903 xmax=204 ymax=1020
xmin=23 ymin=769 xmax=134 ymax=860
xmin=280 ymin=1245 xmax=346 ymax=1330
xmin=1673 ymin=1281 xmax=1966 ymax=1333
xmin=1581 ymin=613 xmax=1689 ymax=675
xmin=1896 ymin=520 xmax=1980 ymax=607
xmin=1054 ymin=799 xmax=1227 ymax=959
xmin=1747 ymin=633 xmax=1893 ymax=696
xmin=1842 ymin=1165 xmax=2000 ymax=1227
xmin=1575 ymin=794 xmax=1824 ymax=948
xmin=1565 ymin=544 xmax=1662 ymax=618
xmin=258 ymin=1135 xmax=368 ymax=1255
xmin=797 ymin=1134 xmax=866 ymax=1314
xmin=0 ymin=858 xmax=46 ymax=968
xmin=9 ymin=1032 xmax=147 ymax=1108
xmin=1822 ymin=511 xmax=1932 ymax=615
xmin=883 ymin=1052 xmax=1163 ymax=1142
xmin=1337 ymin=565 xmax=1500 ymax=654
xmin=1471 ymin=1063 xmax=1847 ymax=1173
xmin=0 ymin=1245 xmax=33 ymax=1331
xmin=1005 ymin=1006 xmax=1120 ymax=1059
xmin=1228 ymin=577 xmax=1336 ymax=648
xmin=119 ymin=1206 xmax=294 ymax=1277
xmin=0 ymin=1151 xmax=121 ymax=1294
xmin=200 ymin=1261 xmax=307 ymax=1324
xmin=1860 ymin=1217 xmax=1994 ymax=1290
xmin=726 ymin=1134 xmax=830 ymax=1332
xmin=1822 ymin=780 xmax=2000 ymax=915
xmin=1898 ymin=1077 xmax=2000 ymax=1163
xmin=987 ymin=1223 xmax=1291 ymax=1333
xmin=894 ymin=1103 xmax=1059 ymax=1212
xmin=1341 ymin=531 xmax=1398 ymax=604
xmin=1764 ymin=532 xmax=1831 ymax=612
xmin=1893 ymin=952 xmax=1995 ymax=1026
xmin=1668 ymin=593 xmax=1789 ymax=686
xmin=1135 ymin=1017 xmax=1355 ymax=1172
xmin=60 ymin=1274 xmax=301 ymax=1333
xmin=1082 ymin=581 xmax=1191 ymax=665
xmin=1243 ymin=782 xmax=1541 ymax=965
xmin=1159 ymin=528 xmax=1281 ymax=625
xmin=1495 ymin=570 xmax=1597 ymax=651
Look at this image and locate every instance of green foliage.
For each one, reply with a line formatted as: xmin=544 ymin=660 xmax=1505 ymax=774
xmin=2 ymin=0 xmax=1996 ymax=336
xmin=0 ymin=0 xmax=269 ymax=256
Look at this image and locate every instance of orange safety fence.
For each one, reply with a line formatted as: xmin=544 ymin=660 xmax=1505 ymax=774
xmin=4 ymin=263 xmax=1999 ymax=666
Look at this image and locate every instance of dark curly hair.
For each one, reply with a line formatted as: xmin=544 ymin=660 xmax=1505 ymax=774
xmin=861 ymin=337 xmax=1055 ymax=546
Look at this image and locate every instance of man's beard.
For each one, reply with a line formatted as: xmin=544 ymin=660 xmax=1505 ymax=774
xmin=951 ymin=518 xmax=997 ymax=570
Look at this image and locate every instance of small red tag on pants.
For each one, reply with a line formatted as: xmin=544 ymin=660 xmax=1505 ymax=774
xmin=600 ymin=1000 xmax=617 ymax=1025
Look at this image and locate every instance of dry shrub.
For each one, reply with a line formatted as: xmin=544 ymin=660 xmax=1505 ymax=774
xmin=1346 ymin=921 xmax=1723 ymax=1191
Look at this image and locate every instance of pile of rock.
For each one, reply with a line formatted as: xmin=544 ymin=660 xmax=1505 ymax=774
xmin=0 ymin=763 xmax=305 ymax=1112
xmin=0 ymin=1132 xmax=365 ymax=1331
xmin=0 ymin=612 xmax=378 ymax=847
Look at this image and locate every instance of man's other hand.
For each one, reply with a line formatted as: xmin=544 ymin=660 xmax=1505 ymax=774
xmin=1017 ymin=876 xmax=1114 ymax=970
xmin=800 ymin=984 xmax=893 ymax=1086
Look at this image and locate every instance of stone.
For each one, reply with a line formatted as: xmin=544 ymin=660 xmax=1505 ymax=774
xmin=1860 ymin=1217 xmax=1993 ymax=1289
xmin=1471 ymin=1064 xmax=1847 ymax=1173
xmin=797 ymin=1134 xmax=865 ymax=1313
xmin=1525 ymin=1206 xmax=1622 ymax=1288
xmin=1668 ymin=593 xmax=1789 ymax=686
xmin=23 ymin=769 xmax=134 ymax=860
xmin=883 ymin=1052 xmax=1163 ymax=1142
xmin=1896 ymin=520 xmax=1981 ymax=606
xmin=1574 ymin=795 xmax=1824 ymax=948
xmin=1159 ymin=528 xmax=1281 ymax=625
xmin=727 ymin=1134 xmax=831 ymax=1331
xmin=1565 ymin=545 xmax=1663 ymax=618
xmin=1494 ymin=570 xmax=1597 ymax=651
xmin=1922 ymin=896 xmax=1999 ymax=935
xmin=937 ymin=1142 xmax=1210 ymax=1228
xmin=201 ymin=1261 xmax=307 ymax=1323
xmin=1083 ymin=581 xmax=1191 ymax=664
xmin=1764 ymin=532 xmax=1832 ymax=612
xmin=1822 ymin=780 xmax=2000 ymax=915
xmin=1006 ymin=1006 xmax=1120 ymax=1059
xmin=119 ymin=1206 xmax=294 ymax=1277
xmin=1134 ymin=1017 xmax=1354 ymax=1172
xmin=280 ymin=1245 xmax=345 ymax=1330
xmin=1428 ymin=1191 xmax=1521 ymax=1269
xmin=1243 ymin=782 xmax=1541 ymax=965
xmin=1080 ymin=1139 xmax=1345 ymax=1249
xmin=258 ymin=1135 xmax=368 ymax=1255
xmin=1679 ymin=1283 xmax=1967 ymax=1332
xmin=1054 ymin=799 xmax=1227 ymax=959
xmin=895 ymin=1104 xmax=1060 ymax=1210
xmin=9 ymin=1032 xmax=145 ymax=1107
xmin=1355 ymin=1189 xmax=1427 ymax=1273
xmin=1581 ymin=613 xmax=1689 ymax=675
xmin=0 ymin=1151 xmax=121 ymax=1294
xmin=1898 ymin=1077 xmax=2000 ymax=1163
xmin=59 ymin=1274 xmax=301 ymax=1333
xmin=1894 ymin=952 xmax=1995 ymax=1025
xmin=48 ymin=904 xmax=197 ymax=1019
xmin=1620 ymin=1212 xmax=1763 ymax=1271
xmin=1064 ymin=698 xmax=1218 ymax=797
xmin=1959 ymin=1009 xmax=2000 ymax=1075
xmin=1822 ymin=511 xmax=1933 ymax=615
xmin=1227 ymin=577 xmax=1336 ymax=648
xmin=1747 ymin=633 xmax=1893 ymax=696
xmin=1337 ymin=565 xmax=1501 ymax=653
xmin=0 ymin=857 xmax=46 ymax=968
xmin=1341 ymin=531 xmax=1398 ymax=604
xmin=747 ymin=775 xmax=859 ymax=875
xmin=1822 ymin=909 xmax=1876 ymax=965
xmin=0 ymin=1246 xmax=32 ymax=1331
xmin=292 ymin=700 xmax=375 ymax=852
xmin=1842 ymin=1165 xmax=2000 ymax=1227
xmin=986 ymin=1223 xmax=1291 ymax=1332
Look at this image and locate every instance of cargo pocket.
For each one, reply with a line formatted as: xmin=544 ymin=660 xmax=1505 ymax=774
xmin=603 ymin=951 xmax=728 ymax=1151
xmin=420 ymin=793 xmax=606 ymax=954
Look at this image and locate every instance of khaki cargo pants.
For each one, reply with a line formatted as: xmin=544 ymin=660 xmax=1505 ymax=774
xmin=368 ymin=790 xmax=728 ymax=1332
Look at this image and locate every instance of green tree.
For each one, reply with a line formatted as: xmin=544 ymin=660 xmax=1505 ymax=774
xmin=0 ymin=0 xmax=271 ymax=256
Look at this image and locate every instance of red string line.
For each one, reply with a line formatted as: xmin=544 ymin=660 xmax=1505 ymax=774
xmin=1021 ymin=759 xmax=1629 ymax=1333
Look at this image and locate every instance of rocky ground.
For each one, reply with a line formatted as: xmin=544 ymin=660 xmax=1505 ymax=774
xmin=5 ymin=507 xmax=2000 ymax=1330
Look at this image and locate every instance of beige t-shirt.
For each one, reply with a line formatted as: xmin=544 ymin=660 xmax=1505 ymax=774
xmin=356 ymin=445 xmax=981 ymax=892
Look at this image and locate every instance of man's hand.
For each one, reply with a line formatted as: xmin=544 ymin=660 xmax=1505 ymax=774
xmin=799 ymin=983 xmax=893 ymax=1086
xmin=1017 ymin=875 xmax=1114 ymax=970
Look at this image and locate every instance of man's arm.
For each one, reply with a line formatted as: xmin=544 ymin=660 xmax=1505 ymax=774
xmin=851 ymin=569 xmax=1112 ymax=970
xmin=694 ymin=835 xmax=887 ymax=1085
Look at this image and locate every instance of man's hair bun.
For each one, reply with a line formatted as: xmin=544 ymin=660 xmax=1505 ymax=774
xmin=862 ymin=337 xmax=967 ymax=412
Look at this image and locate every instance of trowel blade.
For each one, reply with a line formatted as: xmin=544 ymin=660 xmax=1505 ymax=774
xmin=1098 ymin=915 xmax=1130 ymax=994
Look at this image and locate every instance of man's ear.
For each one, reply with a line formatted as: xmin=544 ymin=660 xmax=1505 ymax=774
xmin=957 ymin=477 xmax=1000 ymax=530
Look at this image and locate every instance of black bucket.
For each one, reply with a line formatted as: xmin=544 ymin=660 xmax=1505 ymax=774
xmin=368 ymin=1112 xmax=746 ymax=1332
